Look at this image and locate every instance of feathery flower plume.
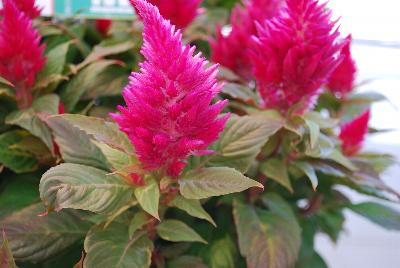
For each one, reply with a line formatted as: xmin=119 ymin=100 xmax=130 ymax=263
xmin=112 ymin=0 xmax=229 ymax=177
xmin=96 ymin=19 xmax=112 ymax=36
xmin=327 ymin=35 xmax=357 ymax=97
xmin=132 ymin=0 xmax=202 ymax=29
xmin=339 ymin=110 xmax=370 ymax=156
xmin=0 ymin=0 xmax=46 ymax=109
xmin=251 ymin=0 xmax=342 ymax=114
xmin=210 ymin=0 xmax=283 ymax=80
xmin=0 ymin=0 xmax=42 ymax=19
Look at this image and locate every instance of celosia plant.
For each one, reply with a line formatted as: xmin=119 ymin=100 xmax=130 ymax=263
xmin=0 ymin=0 xmax=41 ymax=19
xmin=0 ymin=0 xmax=398 ymax=267
xmin=112 ymin=0 xmax=229 ymax=178
xmin=0 ymin=0 xmax=45 ymax=109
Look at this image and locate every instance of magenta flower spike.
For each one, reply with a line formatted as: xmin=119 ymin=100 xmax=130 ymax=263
xmin=210 ymin=0 xmax=283 ymax=80
xmin=0 ymin=0 xmax=42 ymax=19
xmin=112 ymin=0 xmax=229 ymax=177
xmin=0 ymin=0 xmax=46 ymax=109
xmin=251 ymin=0 xmax=342 ymax=114
xmin=339 ymin=110 xmax=370 ymax=156
xmin=327 ymin=35 xmax=357 ymax=97
xmin=132 ymin=0 xmax=202 ymax=29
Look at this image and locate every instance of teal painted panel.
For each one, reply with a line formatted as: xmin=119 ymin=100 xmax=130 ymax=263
xmin=54 ymin=0 xmax=135 ymax=19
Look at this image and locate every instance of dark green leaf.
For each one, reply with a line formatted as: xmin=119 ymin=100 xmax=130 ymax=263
xmin=40 ymin=163 xmax=133 ymax=215
xmin=179 ymin=167 xmax=263 ymax=199
xmin=167 ymin=256 xmax=207 ymax=268
xmin=0 ymin=203 xmax=91 ymax=262
xmin=156 ymin=220 xmax=207 ymax=244
xmin=209 ymin=235 xmax=237 ymax=268
xmin=84 ymin=223 xmax=153 ymax=268
xmin=171 ymin=195 xmax=216 ymax=226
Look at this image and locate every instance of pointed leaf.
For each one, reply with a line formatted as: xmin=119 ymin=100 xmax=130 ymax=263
xmin=55 ymin=114 xmax=134 ymax=154
xmin=46 ymin=115 xmax=110 ymax=169
xmin=156 ymin=220 xmax=207 ymax=244
xmin=40 ymin=163 xmax=133 ymax=215
xmin=84 ymin=223 xmax=153 ymax=268
xmin=233 ymin=201 xmax=301 ymax=268
xmin=134 ymin=177 xmax=160 ymax=220
xmin=170 ymin=195 xmax=216 ymax=226
xmin=208 ymin=114 xmax=284 ymax=172
xmin=305 ymin=119 xmax=320 ymax=149
xmin=128 ymin=212 xmax=149 ymax=238
xmin=348 ymin=202 xmax=400 ymax=230
xmin=0 ymin=203 xmax=91 ymax=262
xmin=294 ymin=161 xmax=318 ymax=190
xmin=0 ymin=232 xmax=18 ymax=268
xmin=179 ymin=167 xmax=263 ymax=199
xmin=260 ymin=159 xmax=293 ymax=192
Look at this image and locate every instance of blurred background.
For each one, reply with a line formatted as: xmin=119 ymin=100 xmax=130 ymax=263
xmin=3 ymin=0 xmax=400 ymax=266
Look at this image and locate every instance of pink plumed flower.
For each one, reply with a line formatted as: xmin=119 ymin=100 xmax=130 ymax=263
xmin=0 ymin=0 xmax=46 ymax=109
xmin=132 ymin=0 xmax=202 ymax=29
xmin=0 ymin=0 xmax=42 ymax=19
xmin=327 ymin=35 xmax=357 ymax=97
xmin=112 ymin=0 xmax=229 ymax=177
xmin=251 ymin=0 xmax=342 ymax=114
xmin=96 ymin=19 xmax=112 ymax=36
xmin=339 ymin=110 xmax=370 ymax=156
xmin=210 ymin=0 xmax=283 ymax=80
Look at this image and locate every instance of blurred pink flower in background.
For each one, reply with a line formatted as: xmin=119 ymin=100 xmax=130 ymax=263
xmin=96 ymin=19 xmax=112 ymax=36
xmin=339 ymin=110 xmax=370 ymax=156
xmin=251 ymin=0 xmax=343 ymax=114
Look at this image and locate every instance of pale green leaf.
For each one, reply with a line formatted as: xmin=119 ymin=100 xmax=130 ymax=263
xmin=156 ymin=220 xmax=207 ymax=244
xmin=128 ymin=212 xmax=149 ymax=238
xmin=326 ymin=150 xmax=357 ymax=171
xmin=208 ymin=114 xmax=283 ymax=172
xmin=55 ymin=114 xmax=134 ymax=154
xmin=0 ymin=203 xmax=91 ymax=262
xmin=348 ymin=202 xmax=400 ymax=230
xmin=179 ymin=167 xmax=263 ymax=199
xmin=134 ymin=177 xmax=160 ymax=220
xmin=260 ymin=159 xmax=293 ymax=192
xmin=84 ymin=224 xmax=153 ymax=268
xmin=40 ymin=163 xmax=133 ymax=215
xmin=46 ymin=115 xmax=110 ymax=169
xmin=171 ymin=195 xmax=216 ymax=226
xmin=210 ymin=235 xmax=237 ymax=268
xmin=305 ymin=119 xmax=320 ymax=150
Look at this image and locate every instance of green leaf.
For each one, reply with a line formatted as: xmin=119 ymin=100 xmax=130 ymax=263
xmin=208 ymin=114 xmax=283 ymax=173
xmin=348 ymin=202 xmax=400 ymax=230
xmin=60 ymin=60 xmax=122 ymax=111
xmin=6 ymin=94 xmax=60 ymax=152
xmin=294 ymin=161 xmax=318 ymax=190
xmin=233 ymin=200 xmax=301 ymax=268
xmin=134 ymin=177 xmax=160 ymax=220
xmin=167 ymin=256 xmax=208 ymax=268
xmin=128 ymin=212 xmax=149 ymax=238
xmin=0 ymin=130 xmax=38 ymax=173
xmin=46 ymin=115 xmax=110 ymax=169
xmin=209 ymin=235 xmax=237 ymax=268
xmin=38 ymin=41 xmax=72 ymax=78
xmin=84 ymin=223 xmax=153 ymax=268
xmin=0 ymin=203 xmax=91 ymax=262
xmin=40 ymin=163 xmax=133 ymax=215
xmin=79 ymin=40 xmax=135 ymax=68
xmin=316 ymin=209 xmax=345 ymax=242
xmin=305 ymin=119 xmax=320 ymax=150
xmin=96 ymin=143 xmax=137 ymax=171
xmin=179 ymin=167 xmax=263 ymax=199
xmin=171 ymin=195 xmax=216 ymax=226
xmin=260 ymin=158 xmax=293 ymax=192
xmin=55 ymin=114 xmax=134 ymax=154
xmin=303 ymin=112 xmax=338 ymax=129
xmin=0 ymin=76 xmax=13 ymax=88
xmin=325 ymin=150 xmax=357 ymax=171
xmin=221 ymin=83 xmax=259 ymax=104
xmin=156 ymin=220 xmax=207 ymax=244
xmin=0 ymin=232 xmax=18 ymax=268
xmin=0 ymin=173 xmax=39 ymax=217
